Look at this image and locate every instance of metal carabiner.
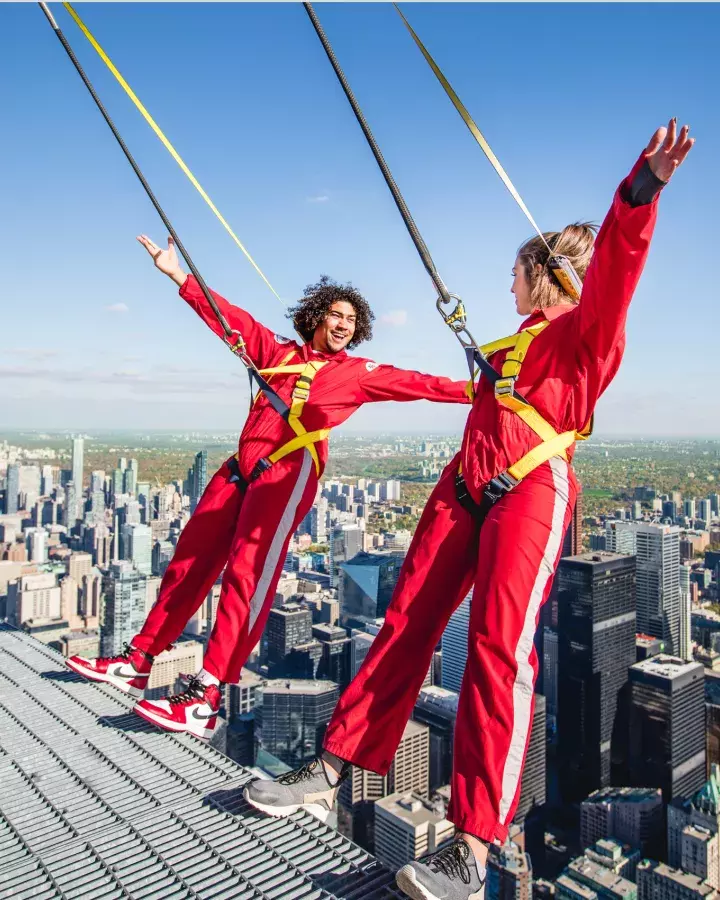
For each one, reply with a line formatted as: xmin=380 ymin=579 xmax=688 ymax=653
xmin=436 ymin=293 xmax=479 ymax=352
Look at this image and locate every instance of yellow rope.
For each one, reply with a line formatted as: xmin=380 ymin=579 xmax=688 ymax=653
xmin=63 ymin=2 xmax=283 ymax=304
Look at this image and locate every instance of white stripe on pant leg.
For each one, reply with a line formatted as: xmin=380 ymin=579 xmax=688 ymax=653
xmin=248 ymin=449 xmax=313 ymax=629
xmin=498 ymin=457 xmax=570 ymax=825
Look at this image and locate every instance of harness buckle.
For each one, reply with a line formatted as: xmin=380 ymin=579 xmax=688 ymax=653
xmin=484 ymin=471 xmax=519 ymax=504
xmin=249 ymin=457 xmax=272 ymax=482
xmin=494 ymin=377 xmax=516 ymax=400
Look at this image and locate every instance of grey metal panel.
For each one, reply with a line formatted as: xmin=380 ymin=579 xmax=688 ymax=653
xmin=0 ymin=626 xmax=405 ymax=900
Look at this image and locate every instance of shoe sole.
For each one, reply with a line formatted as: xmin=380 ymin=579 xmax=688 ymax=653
xmin=396 ymin=865 xmax=484 ymax=900
xmin=132 ymin=703 xmax=215 ymax=741
xmin=243 ymin=787 xmax=335 ymax=825
xmin=66 ymin=658 xmax=145 ymax=699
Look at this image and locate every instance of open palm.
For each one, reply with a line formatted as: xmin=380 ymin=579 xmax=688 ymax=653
xmin=137 ymin=234 xmax=180 ymax=276
xmin=645 ymin=119 xmax=694 ymax=183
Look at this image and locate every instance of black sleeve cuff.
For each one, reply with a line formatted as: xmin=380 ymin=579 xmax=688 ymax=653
xmin=627 ymin=159 xmax=666 ymax=207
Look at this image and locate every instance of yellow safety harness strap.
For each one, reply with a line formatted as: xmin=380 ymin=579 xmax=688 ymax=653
xmin=268 ymin=429 xmax=332 ymax=466
xmin=63 ymin=2 xmax=282 ymax=304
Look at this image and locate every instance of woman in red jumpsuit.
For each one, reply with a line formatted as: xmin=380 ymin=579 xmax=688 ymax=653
xmin=67 ymin=239 xmax=471 ymax=739
xmin=246 ymin=121 xmax=694 ymax=900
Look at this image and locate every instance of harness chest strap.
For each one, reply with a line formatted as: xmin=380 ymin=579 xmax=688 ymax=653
xmin=244 ymin=352 xmax=330 ymax=477
xmin=466 ymin=322 xmax=592 ymax=493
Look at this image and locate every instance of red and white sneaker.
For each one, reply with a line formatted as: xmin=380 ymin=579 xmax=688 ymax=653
xmin=133 ymin=676 xmax=221 ymax=741
xmin=66 ymin=644 xmax=153 ymax=698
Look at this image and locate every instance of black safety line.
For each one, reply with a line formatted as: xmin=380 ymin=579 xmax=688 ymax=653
xmin=39 ymin=2 xmax=290 ymax=421
xmin=303 ymin=2 xmax=452 ymax=308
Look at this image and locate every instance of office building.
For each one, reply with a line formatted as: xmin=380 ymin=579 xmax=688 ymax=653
xmin=557 ymin=552 xmax=637 ymax=802
xmin=486 ymin=840 xmax=533 ymax=900
xmin=152 ymin=540 xmax=174 ymax=577
xmin=143 ymin=640 xmax=204 ymax=700
xmin=543 ymin=627 xmax=559 ymax=718
xmin=441 ymin=590 xmax=471 ymax=693
xmin=68 ymin=550 xmax=92 ymax=585
xmin=254 ymin=679 xmax=338 ymax=768
xmin=562 ymin=857 xmax=636 ymax=900
xmin=71 ymin=436 xmax=84 ymax=493
xmin=41 ymin=464 xmax=54 ymax=496
xmin=631 ymin=522 xmax=682 ymax=655
xmin=629 ymin=656 xmax=706 ymax=803
xmin=190 ymin=450 xmax=208 ymax=512
xmin=310 ymin=497 xmax=328 ymax=543
xmin=338 ymin=720 xmax=429 ymax=852
xmin=7 ymin=573 xmax=61 ymax=625
xmin=4 ymin=463 xmax=21 ymax=515
xmin=637 ymin=861 xmax=718 ymax=900
xmin=329 ymin=524 xmax=364 ymax=584
xmin=25 ymin=528 xmax=47 ymax=563
xmin=123 ymin=459 xmax=138 ymax=496
xmin=266 ymin=603 xmax=312 ymax=668
xmin=581 ymin=787 xmax=664 ymax=858
xmin=374 ymin=792 xmax=454 ymax=870
xmin=583 ymin=839 xmax=641 ymax=881
xmin=125 ymin=523 xmax=153 ymax=576
xmin=101 ymin=561 xmax=147 ymax=656
xmin=668 ymin=766 xmax=720 ymax=890
xmin=339 ymin=551 xmax=404 ymax=626
xmin=413 ymin=686 xmax=459 ymax=791
xmin=516 ymin=694 xmax=547 ymax=824
xmin=313 ymin=623 xmax=352 ymax=690
xmin=64 ymin=481 xmax=77 ymax=527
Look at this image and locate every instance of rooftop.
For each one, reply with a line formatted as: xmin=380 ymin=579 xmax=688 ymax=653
xmin=631 ymin=654 xmax=703 ymax=680
xmin=0 ymin=625 xmax=404 ymax=900
xmin=260 ymin=679 xmax=339 ymax=696
xmin=638 ymin=860 xmax=718 ymax=895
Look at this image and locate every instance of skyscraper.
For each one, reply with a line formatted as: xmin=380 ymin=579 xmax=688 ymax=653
xmin=441 ymin=590 xmax=471 ymax=693
xmin=41 ymin=464 xmax=54 ymax=496
xmin=313 ymin=623 xmax=352 ymax=690
xmin=5 ymin=463 xmax=20 ymax=514
xmin=338 ymin=720 xmax=429 ymax=852
xmin=125 ymin=523 xmax=153 ymax=576
xmin=254 ymin=679 xmax=339 ymax=768
xmin=668 ymin=766 xmax=720 ymax=890
xmin=190 ymin=450 xmax=208 ymax=512
xmin=629 ymin=655 xmax=706 ymax=803
xmin=516 ymin=694 xmax=547 ymax=825
xmin=71 ymin=437 xmax=84 ymax=493
xmin=557 ymin=552 xmax=637 ymax=802
xmin=632 ymin=522 xmax=682 ymax=655
xmin=123 ymin=459 xmax=138 ymax=496
xmin=580 ymin=787 xmax=664 ymax=859
xmin=413 ymin=686 xmax=459 ymax=791
xmin=63 ymin=481 xmax=77 ymax=528
xmin=101 ymin=561 xmax=147 ymax=656
xmin=339 ymin=551 xmax=404 ymax=626
xmin=266 ymin=603 xmax=313 ymax=668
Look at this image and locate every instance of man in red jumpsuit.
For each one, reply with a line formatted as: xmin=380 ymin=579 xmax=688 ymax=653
xmin=245 ymin=122 xmax=694 ymax=900
xmin=67 ymin=237 xmax=470 ymax=739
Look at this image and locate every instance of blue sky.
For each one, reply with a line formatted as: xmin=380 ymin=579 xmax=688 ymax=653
xmin=1 ymin=3 xmax=717 ymax=435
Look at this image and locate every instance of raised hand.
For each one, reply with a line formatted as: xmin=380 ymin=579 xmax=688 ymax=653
xmin=644 ymin=119 xmax=694 ymax=183
xmin=137 ymin=234 xmax=186 ymax=285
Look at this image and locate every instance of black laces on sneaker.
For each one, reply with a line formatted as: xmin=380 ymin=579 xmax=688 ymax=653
xmin=429 ymin=841 xmax=473 ymax=884
xmin=278 ymin=760 xmax=321 ymax=785
xmin=168 ymin=675 xmax=207 ymax=705
xmin=96 ymin=642 xmax=133 ymax=665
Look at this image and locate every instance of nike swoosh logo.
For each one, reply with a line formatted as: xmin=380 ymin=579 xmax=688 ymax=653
xmin=191 ymin=707 xmax=216 ymax=721
xmin=109 ymin=664 xmax=142 ymax=680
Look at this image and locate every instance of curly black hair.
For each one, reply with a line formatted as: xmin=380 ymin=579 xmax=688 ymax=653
xmin=287 ymin=275 xmax=374 ymax=348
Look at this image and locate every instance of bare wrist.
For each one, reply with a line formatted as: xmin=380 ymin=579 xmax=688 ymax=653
xmin=169 ymin=268 xmax=187 ymax=287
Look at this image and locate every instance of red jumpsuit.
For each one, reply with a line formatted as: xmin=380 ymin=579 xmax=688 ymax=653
xmin=323 ymin=153 xmax=659 ymax=841
xmin=132 ymin=275 xmax=470 ymax=684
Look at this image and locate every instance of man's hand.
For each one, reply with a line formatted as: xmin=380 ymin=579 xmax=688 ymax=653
xmin=137 ymin=234 xmax=186 ymax=286
xmin=644 ymin=119 xmax=694 ymax=183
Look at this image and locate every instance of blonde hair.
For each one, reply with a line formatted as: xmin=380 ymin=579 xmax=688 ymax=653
xmin=517 ymin=222 xmax=598 ymax=310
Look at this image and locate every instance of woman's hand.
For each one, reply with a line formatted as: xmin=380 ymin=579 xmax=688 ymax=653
xmin=644 ymin=119 xmax=694 ymax=183
xmin=137 ymin=234 xmax=186 ymax=286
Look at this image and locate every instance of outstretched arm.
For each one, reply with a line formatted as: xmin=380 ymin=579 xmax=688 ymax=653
xmin=137 ymin=234 xmax=281 ymax=367
xmin=355 ymin=362 xmax=471 ymax=405
xmin=576 ymin=120 xmax=694 ymax=362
